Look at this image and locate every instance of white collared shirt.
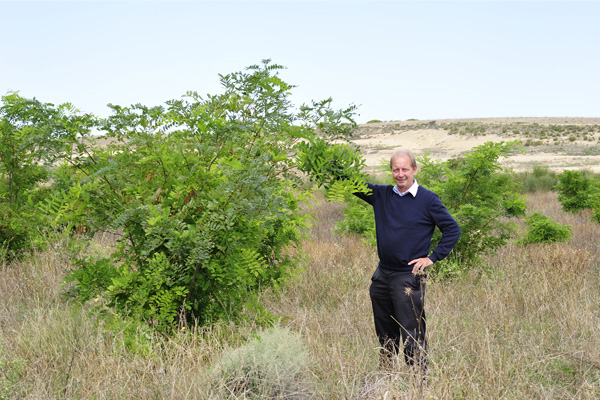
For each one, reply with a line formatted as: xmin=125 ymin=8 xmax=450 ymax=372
xmin=393 ymin=179 xmax=419 ymax=197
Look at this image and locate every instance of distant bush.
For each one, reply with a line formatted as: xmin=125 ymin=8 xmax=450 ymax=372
xmin=418 ymin=142 xmax=528 ymax=277
xmin=512 ymin=165 xmax=558 ymax=193
xmin=555 ymin=170 xmax=600 ymax=226
xmin=519 ymin=212 xmax=571 ymax=244
xmin=555 ymin=170 xmax=593 ymax=212
xmin=524 ymin=139 xmax=543 ymax=146
xmin=366 ymin=119 xmax=382 ymax=124
xmin=213 ymin=326 xmax=312 ymax=399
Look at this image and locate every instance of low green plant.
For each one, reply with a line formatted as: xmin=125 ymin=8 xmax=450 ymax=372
xmin=519 ymin=211 xmax=572 ymax=244
xmin=0 ymin=201 xmax=44 ymax=259
xmin=213 ymin=326 xmax=312 ymax=399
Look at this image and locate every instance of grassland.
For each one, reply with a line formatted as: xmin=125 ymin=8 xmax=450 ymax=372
xmin=1 ymin=187 xmax=599 ymax=399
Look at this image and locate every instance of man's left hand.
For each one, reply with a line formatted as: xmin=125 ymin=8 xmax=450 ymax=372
xmin=408 ymin=257 xmax=433 ymax=274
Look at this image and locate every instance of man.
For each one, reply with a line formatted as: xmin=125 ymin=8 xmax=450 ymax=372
xmin=353 ymin=149 xmax=460 ymax=371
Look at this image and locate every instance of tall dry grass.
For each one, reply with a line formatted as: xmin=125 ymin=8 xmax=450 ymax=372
xmin=1 ymin=191 xmax=599 ymax=399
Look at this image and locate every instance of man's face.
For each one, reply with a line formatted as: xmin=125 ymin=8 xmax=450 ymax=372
xmin=391 ymin=153 xmax=417 ymax=192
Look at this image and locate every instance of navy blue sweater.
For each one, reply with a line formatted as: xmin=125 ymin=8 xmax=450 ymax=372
xmin=355 ymin=183 xmax=461 ymax=271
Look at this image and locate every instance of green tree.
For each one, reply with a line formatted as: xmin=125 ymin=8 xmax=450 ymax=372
xmin=49 ymin=61 xmax=363 ymax=331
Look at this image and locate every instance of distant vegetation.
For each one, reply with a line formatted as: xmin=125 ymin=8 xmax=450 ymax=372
xmin=443 ymin=121 xmax=600 ymax=151
xmin=512 ymin=165 xmax=558 ymax=193
xmin=355 ymin=119 xmax=600 ymax=147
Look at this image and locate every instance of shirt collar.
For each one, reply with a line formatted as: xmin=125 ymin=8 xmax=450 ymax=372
xmin=393 ymin=180 xmax=419 ymax=197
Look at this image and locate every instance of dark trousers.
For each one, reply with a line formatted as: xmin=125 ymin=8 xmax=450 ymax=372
xmin=369 ymin=267 xmax=427 ymax=368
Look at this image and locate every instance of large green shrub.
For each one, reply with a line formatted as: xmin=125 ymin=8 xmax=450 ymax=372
xmin=48 ymin=61 xmax=364 ymax=331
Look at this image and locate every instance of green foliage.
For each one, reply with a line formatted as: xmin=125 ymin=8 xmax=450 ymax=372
xmin=64 ymin=257 xmax=120 ymax=302
xmin=519 ymin=212 xmax=572 ymax=244
xmin=298 ymin=97 xmax=357 ymax=142
xmin=48 ymin=60 xmax=360 ymax=331
xmin=213 ymin=326 xmax=312 ymax=399
xmin=295 ymin=137 xmax=369 ymax=202
xmin=0 ymin=93 xmax=95 ymax=259
xmin=293 ymin=97 xmax=369 ymax=202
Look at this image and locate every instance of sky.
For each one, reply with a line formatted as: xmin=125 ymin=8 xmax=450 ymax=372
xmin=1 ymin=0 xmax=599 ymax=124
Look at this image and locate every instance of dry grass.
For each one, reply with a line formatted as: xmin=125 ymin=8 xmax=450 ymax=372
xmin=1 ymin=191 xmax=599 ymax=399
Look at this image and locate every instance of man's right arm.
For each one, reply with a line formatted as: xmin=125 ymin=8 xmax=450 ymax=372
xmin=352 ymin=181 xmax=374 ymax=205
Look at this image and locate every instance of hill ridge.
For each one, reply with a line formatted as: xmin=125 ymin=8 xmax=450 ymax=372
xmin=352 ymin=117 xmax=600 ymax=172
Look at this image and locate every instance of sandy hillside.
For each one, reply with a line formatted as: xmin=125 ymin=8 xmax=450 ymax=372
xmin=352 ymin=117 xmax=600 ymax=173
